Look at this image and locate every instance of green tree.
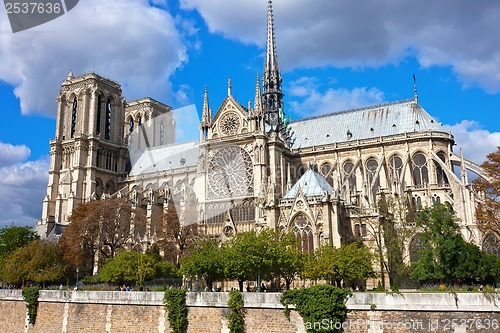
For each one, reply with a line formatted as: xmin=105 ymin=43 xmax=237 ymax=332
xmin=0 ymin=225 xmax=39 ymax=257
xmin=303 ymin=243 xmax=375 ymax=287
xmin=99 ymin=250 xmax=176 ymax=286
xmin=410 ymin=203 xmax=461 ymax=283
xmin=271 ymin=231 xmax=304 ymax=290
xmin=410 ymin=203 xmax=500 ymax=285
xmin=224 ymin=230 xmax=275 ymax=291
xmin=3 ymin=240 xmax=67 ymax=286
xmin=0 ymin=226 xmax=39 ymax=281
xmin=179 ymin=238 xmax=225 ymax=291
xmin=478 ymin=253 xmax=500 ymax=285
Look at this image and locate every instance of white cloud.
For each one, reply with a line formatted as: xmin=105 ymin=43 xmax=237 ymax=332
xmin=0 ymin=0 xmax=188 ymax=117
xmin=181 ymin=0 xmax=500 ymax=92
xmin=443 ymin=120 xmax=500 ymax=164
xmin=287 ymin=76 xmax=384 ymax=117
xmin=0 ymin=158 xmax=49 ymax=228
xmin=0 ymin=142 xmax=30 ymax=167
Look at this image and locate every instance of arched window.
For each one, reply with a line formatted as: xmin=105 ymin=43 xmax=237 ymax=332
xmin=366 ymin=158 xmax=380 ymax=202
xmin=435 ymin=152 xmax=449 ymax=186
xmin=321 ymin=162 xmax=333 ymax=186
xmin=409 ymin=234 xmax=424 ymax=263
xmin=482 ymin=234 xmax=500 ymax=257
xmin=105 ymin=99 xmax=112 ymax=140
xmin=298 ymin=165 xmax=307 ymax=177
xmin=321 ymin=163 xmax=331 ymax=177
xmin=95 ymin=178 xmax=104 ymax=199
xmin=292 ymin=214 xmax=314 ymax=253
xmin=160 ymin=121 xmax=165 ymax=145
xmin=71 ymin=97 xmax=77 ymax=138
xmin=129 ymin=118 xmax=134 ymax=133
xmin=96 ymin=94 xmax=102 ymax=135
xmin=389 ymin=155 xmax=403 ymax=185
xmin=366 ymin=158 xmax=379 ymax=187
xmin=354 ymin=224 xmax=368 ymax=237
xmin=343 ymin=161 xmax=356 ymax=192
xmin=412 ymin=153 xmax=428 ymax=186
xmin=432 ymin=194 xmax=441 ymax=205
xmin=412 ymin=195 xmax=422 ymax=209
xmin=354 ymin=224 xmax=361 ymax=237
xmin=137 ymin=115 xmax=142 ymax=149
xmin=105 ymin=180 xmax=116 ymax=194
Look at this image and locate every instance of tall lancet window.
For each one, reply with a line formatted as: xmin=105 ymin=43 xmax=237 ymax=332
xmin=412 ymin=153 xmax=428 ymax=187
xmin=71 ymin=97 xmax=77 ymax=138
xmin=105 ymin=99 xmax=111 ymax=140
xmin=129 ymin=118 xmax=134 ymax=133
xmin=160 ymin=121 xmax=165 ymax=145
xmin=435 ymin=152 xmax=449 ymax=186
xmin=292 ymin=214 xmax=314 ymax=253
xmin=96 ymin=95 xmax=102 ymax=135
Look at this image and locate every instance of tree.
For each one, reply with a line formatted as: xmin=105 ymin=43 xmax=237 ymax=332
xmin=224 ymin=230 xmax=275 ymax=291
xmin=59 ymin=197 xmax=147 ymax=275
xmin=410 ymin=203 xmax=500 ymax=285
xmin=474 ymin=146 xmax=500 ymax=237
xmin=358 ymin=194 xmax=414 ymax=289
xmin=3 ymin=240 xmax=67 ymax=286
xmin=0 ymin=226 xmax=39 ymax=281
xmin=155 ymin=196 xmax=199 ymax=267
xmin=179 ymin=238 xmax=225 ymax=291
xmin=271 ymin=231 xmax=304 ymax=290
xmin=410 ymin=203 xmax=461 ymax=283
xmin=0 ymin=226 xmax=39 ymax=258
xmin=303 ymin=243 xmax=375 ymax=287
xmin=99 ymin=250 xmax=176 ymax=286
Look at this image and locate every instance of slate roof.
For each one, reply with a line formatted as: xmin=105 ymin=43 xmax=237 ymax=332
xmin=284 ymin=168 xmax=334 ymax=198
xmin=289 ymin=99 xmax=445 ymax=148
xmin=129 ymin=140 xmax=199 ymax=176
xmin=46 ymin=223 xmax=67 ymax=242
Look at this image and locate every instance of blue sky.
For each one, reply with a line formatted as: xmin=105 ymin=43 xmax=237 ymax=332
xmin=1 ymin=0 xmax=500 ymax=227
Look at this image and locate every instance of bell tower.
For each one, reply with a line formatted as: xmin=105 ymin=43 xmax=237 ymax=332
xmin=37 ymin=71 xmax=128 ymax=237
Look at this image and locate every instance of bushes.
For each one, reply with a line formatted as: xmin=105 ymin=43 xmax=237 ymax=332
xmin=281 ymin=285 xmax=351 ymax=333
xmin=228 ymin=289 xmax=245 ymax=333
xmin=22 ymin=286 xmax=40 ymax=325
xmin=164 ymin=288 xmax=188 ymax=333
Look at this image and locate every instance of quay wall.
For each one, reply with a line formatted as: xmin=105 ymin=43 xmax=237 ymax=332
xmin=0 ymin=290 xmax=499 ymax=332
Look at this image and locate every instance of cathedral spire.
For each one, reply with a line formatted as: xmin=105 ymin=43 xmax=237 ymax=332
xmin=201 ymin=86 xmax=211 ymax=128
xmin=254 ymin=73 xmax=263 ymax=116
xmin=263 ymin=0 xmax=284 ymax=132
xmin=413 ymin=73 xmax=418 ymax=103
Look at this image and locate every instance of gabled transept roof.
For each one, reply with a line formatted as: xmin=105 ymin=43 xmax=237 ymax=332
xmin=284 ymin=168 xmax=334 ymax=199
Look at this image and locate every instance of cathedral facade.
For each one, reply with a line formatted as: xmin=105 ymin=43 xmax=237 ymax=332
xmin=37 ymin=0 xmax=488 ymax=266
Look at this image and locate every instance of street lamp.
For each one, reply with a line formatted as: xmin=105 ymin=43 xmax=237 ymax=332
xmin=75 ymin=266 xmax=79 ymax=290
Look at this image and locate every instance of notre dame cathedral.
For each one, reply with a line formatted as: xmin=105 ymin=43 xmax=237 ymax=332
xmin=36 ymin=0 xmax=491 ymax=267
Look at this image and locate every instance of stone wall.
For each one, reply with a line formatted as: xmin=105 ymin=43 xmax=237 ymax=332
xmin=1 ymin=290 xmax=499 ymax=333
